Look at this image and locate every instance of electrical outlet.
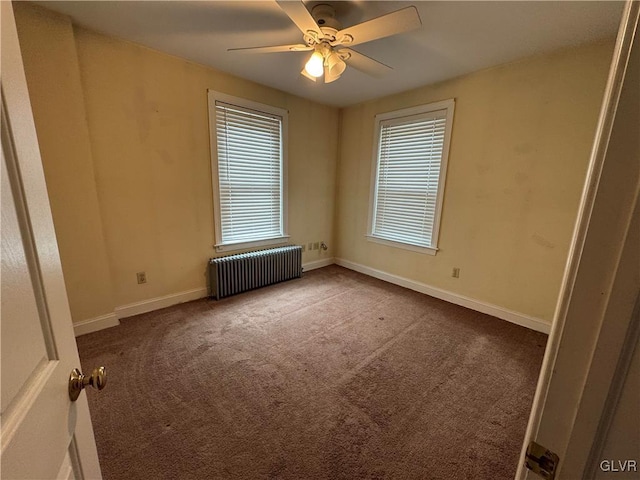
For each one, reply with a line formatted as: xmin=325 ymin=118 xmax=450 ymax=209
xmin=137 ymin=272 xmax=147 ymax=284
xmin=301 ymin=244 xmax=306 ymax=252
xmin=313 ymin=242 xmax=319 ymax=250
xmin=308 ymin=242 xmax=313 ymax=251
xmin=452 ymin=267 xmax=460 ymax=278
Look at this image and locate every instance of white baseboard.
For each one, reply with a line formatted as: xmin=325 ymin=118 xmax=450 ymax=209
xmin=334 ymin=258 xmax=551 ymax=334
xmin=73 ymin=259 xmax=335 ymax=336
xmin=73 ymin=313 xmax=120 ymax=337
xmin=76 ymin=258 xmax=548 ymax=337
xmin=302 ymin=257 xmax=335 ymax=272
xmin=114 ymin=287 xmax=208 ymax=320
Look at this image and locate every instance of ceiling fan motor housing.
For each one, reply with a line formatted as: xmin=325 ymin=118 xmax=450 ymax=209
xmin=311 ymin=4 xmax=342 ymax=40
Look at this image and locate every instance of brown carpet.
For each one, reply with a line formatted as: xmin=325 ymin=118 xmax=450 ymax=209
xmin=77 ymin=265 xmax=546 ymax=480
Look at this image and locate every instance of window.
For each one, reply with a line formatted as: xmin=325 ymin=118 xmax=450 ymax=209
xmin=368 ymin=99 xmax=455 ymax=255
xmin=208 ymin=91 xmax=288 ymax=252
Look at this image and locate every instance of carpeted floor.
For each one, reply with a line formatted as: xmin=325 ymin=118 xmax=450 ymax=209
xmin=77 ymin=265 xmax=547 ymax=480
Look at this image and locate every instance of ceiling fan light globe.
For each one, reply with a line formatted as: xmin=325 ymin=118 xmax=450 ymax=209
xmin=324 ymin=70 xmax=341 ymax=83
xmin=301 ymin=68 xmax=318 ymax=82
xmin=327 ymin=52 xmax=346 ymax=77
xmin=304 ymin=51 xmax=324 ymax=77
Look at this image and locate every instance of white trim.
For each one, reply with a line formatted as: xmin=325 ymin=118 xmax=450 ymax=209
xmin=302 ymin=257 xmax=335 ymax=272
xmin=366 ymin=235 xmax=438 ymax=255
xmin=517 ymin=4 xmax=640 ymax=478
xmin=375 ymin=98 xmax=456 ymax=122
xmin=208 ymin=90 xmax=289 ymax=118
xmin=335 ymin=258 xmax=550 ymax=334
xmin=73 ymin=260 xmax=547 ymax=336
xmin=75 ymin=259 xmax=335 ymax=335
xmin=71 ymin=257 xmax=336 ymax=336
xmin=207 ymin=90 xmax=288 ymax=249
xmin=585 ymin=295 xmax=640 ymax=477
xmin=214 ymin=235 xmax=290 ymax=253
xmin=114 ymin=287 xmax=208 ymax=319
xmin=367 ymin=98 xmax=455 ymax=252
xmin=73 ymin=313 xmax=119 ymax=337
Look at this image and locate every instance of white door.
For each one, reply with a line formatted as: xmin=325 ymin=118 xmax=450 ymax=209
xmin=517 ymin=1 xmax=639 ymax=479
xmin=1 ymin=2 xmax=103 ymax=479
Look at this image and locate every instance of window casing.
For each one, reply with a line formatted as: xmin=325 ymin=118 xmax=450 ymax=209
xmin=208 ymin=91 xmax=288 ymax=252
xmin=368 ymin=99 xmax=455 ymax=255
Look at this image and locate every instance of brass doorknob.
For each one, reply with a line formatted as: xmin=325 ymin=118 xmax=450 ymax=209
xmin=69 ymin=366 xmax=107 ymax=402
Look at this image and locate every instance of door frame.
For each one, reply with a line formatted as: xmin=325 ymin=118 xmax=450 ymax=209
xmin=516 ymin=1 xmax=639 ymax=478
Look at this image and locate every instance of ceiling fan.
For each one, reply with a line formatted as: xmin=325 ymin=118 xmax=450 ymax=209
xmin=228 ymin=1 xmax=422 ymax=83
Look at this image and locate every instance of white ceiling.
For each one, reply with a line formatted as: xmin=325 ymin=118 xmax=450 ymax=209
xmin=35 ymin=1 xmax=623 ymax=107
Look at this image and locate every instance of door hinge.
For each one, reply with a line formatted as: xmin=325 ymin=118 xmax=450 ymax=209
xmin=525 ymin=441 xmax=559 ymax=480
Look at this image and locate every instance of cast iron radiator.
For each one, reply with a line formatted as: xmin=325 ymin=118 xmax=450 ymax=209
xmin=208 ymin=245 xmax=302 ymax=300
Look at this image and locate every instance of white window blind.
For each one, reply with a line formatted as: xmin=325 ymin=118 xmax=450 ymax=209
xmin=370 ymin=100 xmax=454 ymax=253
xmin=214 ymin=100 xmax=284 ymax=245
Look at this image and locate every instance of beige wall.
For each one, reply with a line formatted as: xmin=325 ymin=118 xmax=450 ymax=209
xmin=15 ymin=2 xmax=613 ymax=327
xmin=14 ymin=3 xmax=116 ymax=321
xmin=15 ymin=3 xmax=338 ymax=319
xmin=335 ymin=40 xmax=613 ymax=323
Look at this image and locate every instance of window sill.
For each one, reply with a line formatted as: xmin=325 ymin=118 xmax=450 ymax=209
xmin=215 ymin=236 xmax=290 ymax=253
xmin=366 ymin=235 xmax=438 ymax=255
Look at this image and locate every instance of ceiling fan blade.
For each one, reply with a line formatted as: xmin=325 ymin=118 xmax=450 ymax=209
xmin=228 ymin=44 xmax=312 ymax=54
xmin=276 ymin=1 xmax=322 ymax=37
xmin=335 ymin=6 xmax=421 ymax=47
xmin=340 ymin=48 xmax=392 ymax=78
